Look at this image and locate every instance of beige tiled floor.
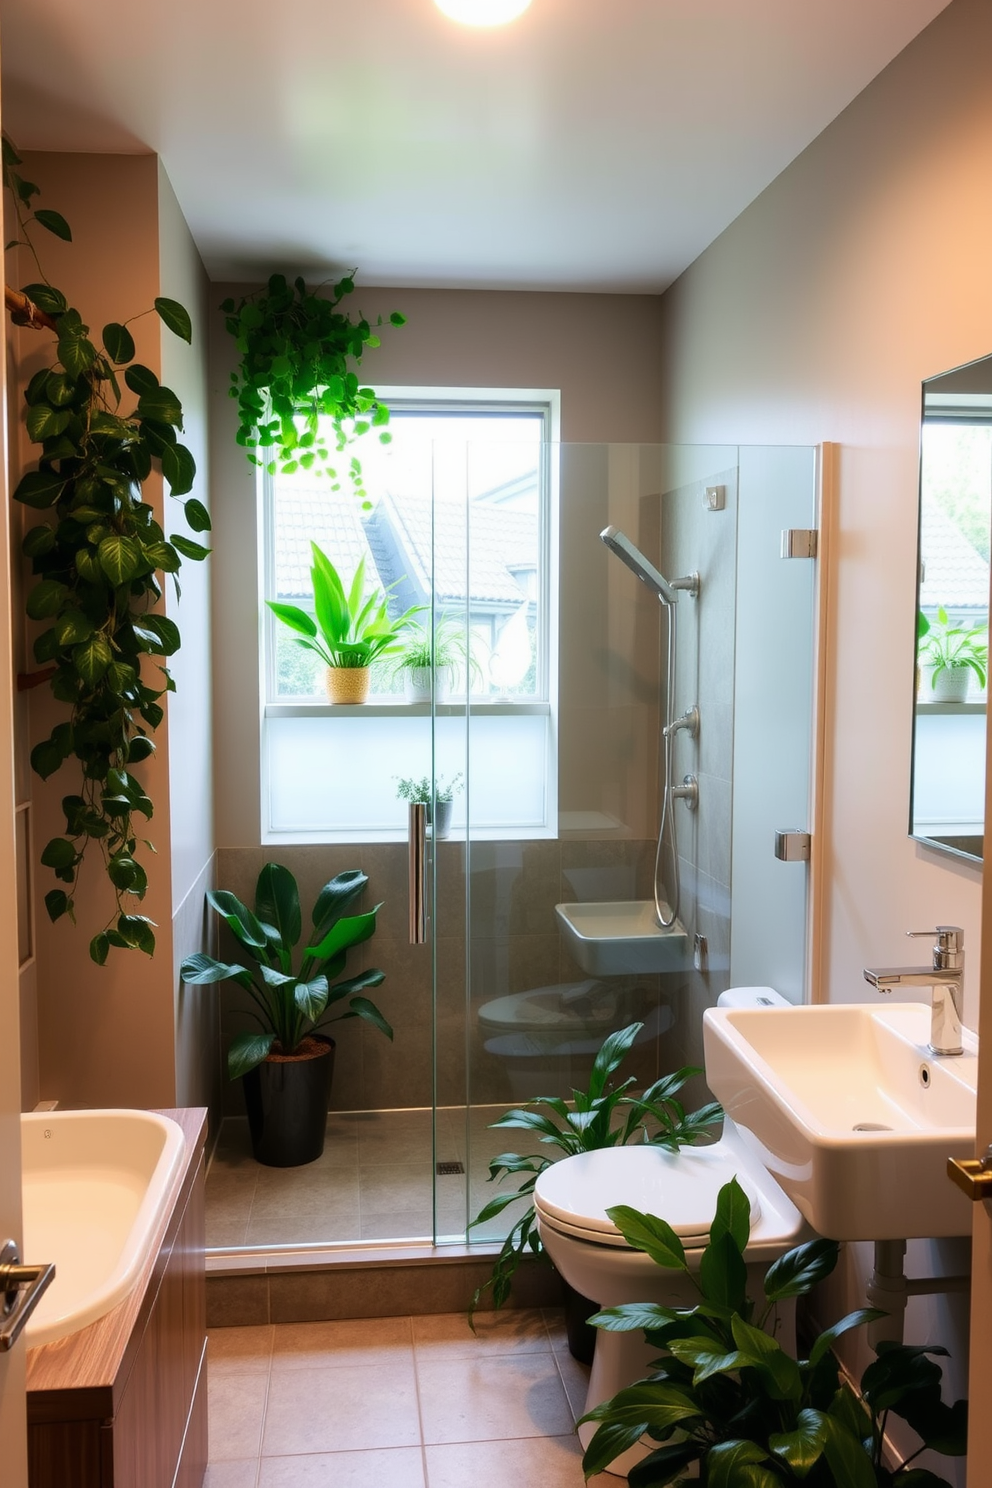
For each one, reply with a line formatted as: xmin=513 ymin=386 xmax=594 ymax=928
xmin=207 ymin=1106 xmax=537 ymax=1249
xmin=205 ymin=1307 xmax=609 ymax=1488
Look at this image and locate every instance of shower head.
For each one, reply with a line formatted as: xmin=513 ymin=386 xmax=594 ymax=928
xmin=600 ymin=525 xmax=679 ymax=605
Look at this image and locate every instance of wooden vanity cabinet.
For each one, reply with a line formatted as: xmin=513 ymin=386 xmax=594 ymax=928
xmin=26 ymin=1108 xmax=208 ymax=1488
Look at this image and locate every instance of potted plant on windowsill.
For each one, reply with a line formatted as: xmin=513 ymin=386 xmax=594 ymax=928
xmin=396 ymin=773 xmax=464 ymax=838
xmin=918 ymin=606 xmax=988 ymax=703
xmin=392 ymin=614 xmax=479 ymax=703
xmin=180 ymin=864 xmax=391 ymax=1166
xmin=267 ymin=541 xmax=422 ymax=703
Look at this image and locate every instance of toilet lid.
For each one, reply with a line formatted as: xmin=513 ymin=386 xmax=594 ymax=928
xmin=534 ymin=1144 xmax=761 ymax=1249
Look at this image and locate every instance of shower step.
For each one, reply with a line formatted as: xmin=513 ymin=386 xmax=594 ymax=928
xmin=206 ymin=1245 xmax=563 ymax=1327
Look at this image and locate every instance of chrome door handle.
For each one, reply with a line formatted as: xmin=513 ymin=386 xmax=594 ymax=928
xmin=408 ymin=803 xmax=427 ymax=944
xmin=0 ymin=1239 xmax=55 ymax=1351
xmin=947 ymin=1147 xmax=992 ymax=1202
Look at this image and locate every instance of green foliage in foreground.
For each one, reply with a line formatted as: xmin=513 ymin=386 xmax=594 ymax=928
xmin=580 ymin=1181 xmax=967 ymax=1485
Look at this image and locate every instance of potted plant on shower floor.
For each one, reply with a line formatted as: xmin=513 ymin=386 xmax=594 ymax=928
xmin=180 ymin=863 xmax=392 ymax=1166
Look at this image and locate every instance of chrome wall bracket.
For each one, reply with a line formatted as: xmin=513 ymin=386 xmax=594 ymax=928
xmin=0 ymin=1239 xmax=55 ymax=1352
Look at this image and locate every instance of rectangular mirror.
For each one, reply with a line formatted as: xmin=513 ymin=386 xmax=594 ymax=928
xmin=910 ymin=353 xmax=992 ymax=861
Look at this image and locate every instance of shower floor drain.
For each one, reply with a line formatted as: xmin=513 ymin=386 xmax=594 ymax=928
xmin=852 ymin=1122 xmax=893 ymax=1132
xmin=436 ymin=1161 xmax=465 ymax=1176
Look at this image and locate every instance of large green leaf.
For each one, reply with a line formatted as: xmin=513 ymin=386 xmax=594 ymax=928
xmin=769 ymin=1408 xmax=830 ymax=1475
xmin=731 ymin=1314 xmax=803 ymax=1401
xmin=103 ymin=321 xmax=136 ymax=364
xmin=137 ymin=385 xmax=183 ymax=427
xmin=34 ymin=209 xmax=72 ymax=241
xmin=305 ymin=906 xmax=379 ymax=965
xmin=183 ymin=497 xmax=212 ymax=532
xmin=627 ymin=1442 xmax=703 ymax=1488
xmin=179 ymin=952 xmax=253 ymax=987
xmin=809 ymin=1309 xmax=882 ymax=1367
xmin=699 ymin=1231 xmax=748 ymax=1314
xmin=764 ymin=1238 xmax=840 ymax=1301
xmin=266 ymin=601 xmax=317 ymax=638
xmin=710 ymin=1176 xmax=751 ymax=1254
xmin=589 ymin=1302 xmax=683 ymax=1334
xmin=255 ymin=862 xmax=302 ymax=954
xmin=588 ymin=1021 xmax=643 ymax=1099
xmin=161 ymin=441 xmax=197 ymax=496
xmin=26 ymin=579 xmax=68 ymax=620
xmin=666 ymin=1335 xmax=746 ymax=1384
xmin=310 ymin=542 xmax=351 ymax=645
xmin=13 ymin=467 xmax=67 ymax=508
xmin=228 ymin=1032 xmax=275 ymax=1081
xmin=706 ymin=1440 xmax=770 ymax=1488
xmin=98 ymin=534 xmax=142 ymax=586
xmin=206 ymin=888 xmax=269 ymax=952
xmin=154 ymin=297 xmax=192 ymax=343
xmin=820 ymin=1414 xmax=876 ymax=1488
xmin=294 ymin=974 xmax=329 ymax=1022
xmin=605 ymin=1206 xmax=688 ymax=1271
xmin=73 ymin=633 xmax=113 ymax=686
xmin=343 ymin=995 xmax=393 ymax=1039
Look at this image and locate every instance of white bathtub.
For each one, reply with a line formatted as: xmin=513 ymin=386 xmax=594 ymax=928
xmin=22 ymin=1109 xmax=186 ymax=1347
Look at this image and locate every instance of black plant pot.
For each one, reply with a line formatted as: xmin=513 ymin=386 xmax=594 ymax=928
xmin=242 ymin=1035 xmax=335 ymax=1167
xmin=564 ymin=1281 xmax=599 ymax=1365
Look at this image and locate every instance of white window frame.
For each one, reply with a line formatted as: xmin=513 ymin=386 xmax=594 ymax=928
xmin=259 ymin=387 xmax=560 ymax=843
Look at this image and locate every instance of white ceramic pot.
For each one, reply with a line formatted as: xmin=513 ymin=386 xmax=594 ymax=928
xmin=403 ymin=667 xmax=451 ymax=704
xmin=927 ymin=665 xmax=972 ymax=703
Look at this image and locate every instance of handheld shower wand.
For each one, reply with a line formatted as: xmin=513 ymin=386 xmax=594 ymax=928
xmin=600 ymin=525 xmax=700 ymax=930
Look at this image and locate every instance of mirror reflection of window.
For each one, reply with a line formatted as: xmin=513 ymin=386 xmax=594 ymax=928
xmin=911 ymin=361 xmax=992 ymax=861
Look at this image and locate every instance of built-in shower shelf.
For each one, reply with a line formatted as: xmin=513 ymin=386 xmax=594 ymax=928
xmin=554 ymin=900 xmax=688 ymax=975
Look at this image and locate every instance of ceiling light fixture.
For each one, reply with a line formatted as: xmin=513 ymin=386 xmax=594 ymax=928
xmin=434 ymin=0 xmax=532 ymax=25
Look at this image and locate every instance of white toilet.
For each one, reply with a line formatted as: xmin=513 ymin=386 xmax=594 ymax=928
xmin=534 ymin=987 xmax=806 ymax=1478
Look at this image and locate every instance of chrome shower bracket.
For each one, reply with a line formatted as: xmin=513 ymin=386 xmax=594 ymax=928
xmin=671 ymin=774 xmax=698 ymax=810
xmin=671 ymin=572 xmax=700 ymax=599
xmin=663 ymin=705 xmax=699 ymax=740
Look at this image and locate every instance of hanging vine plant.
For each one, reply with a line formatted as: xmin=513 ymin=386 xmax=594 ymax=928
xmin=221 ymin=272 xmax=405 ymax=503
xmin=3 ymin=140 xmax=210 ymax=964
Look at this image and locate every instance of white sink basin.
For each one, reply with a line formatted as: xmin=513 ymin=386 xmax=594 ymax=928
xmin=555 ymin=901 xmax=688 ymax=975
xmin=703 ymin=1002 xmax=977 ymax=1240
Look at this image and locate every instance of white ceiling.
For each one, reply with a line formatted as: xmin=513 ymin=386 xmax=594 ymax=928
xmin=0 ymin=0 xmax=951 ymax=292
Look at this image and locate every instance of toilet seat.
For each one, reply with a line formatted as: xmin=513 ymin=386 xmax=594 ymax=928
xmin=534 ymin=1143 xmax=762 ymax=1250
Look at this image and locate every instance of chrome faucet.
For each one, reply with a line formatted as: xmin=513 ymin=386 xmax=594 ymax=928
xmin=863 ymin=925 xmax=964 ymax=1056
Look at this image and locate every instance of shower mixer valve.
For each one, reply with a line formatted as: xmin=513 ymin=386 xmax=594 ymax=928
xmin=671 ymin=774 xmax=698 ymax=810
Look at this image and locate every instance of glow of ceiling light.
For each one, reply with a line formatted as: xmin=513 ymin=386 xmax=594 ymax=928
xmin=434 ymin=0 xmax=532 ymax=25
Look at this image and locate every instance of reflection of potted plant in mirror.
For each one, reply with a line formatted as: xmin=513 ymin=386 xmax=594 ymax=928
xmin=918 ymin=606 xmax=988 ymax=702
xmin=580 ymin=1181 xmax=967 ymax=1484
xmin=267 ymin=542 xmax=422 ymax=703
xmin=396 ymin=773 xmax=464 ymax=838
xmin=392 ymin=615 xmax=476 ymax=703
xmin=180 ymin=864 xmax=392 ymax=1166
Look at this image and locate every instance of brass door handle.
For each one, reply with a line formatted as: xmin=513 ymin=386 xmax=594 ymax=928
xmin=0 ymin=1239 xmax=55 ymax=1351
xmin=947 ymin=1148 xmax=992 ymax=1201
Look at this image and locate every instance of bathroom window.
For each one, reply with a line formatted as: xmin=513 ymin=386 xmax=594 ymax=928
xmin=261 ymin=388 xmax=560 ymax=841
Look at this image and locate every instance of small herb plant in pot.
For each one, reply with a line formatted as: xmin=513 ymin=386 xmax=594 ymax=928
xmin=267 ymin=541 xmax=422 ymax=703
xmin=918 ymin=606 xmax=988 ymax=702
xmin=180 ymin=864 xmax=391 ymax=1166
xmin=580 ymin=1180 xmax=967 ymax=1485
xmin=396 ymin=772 xmax=464 ymax=838
xmin=393 ymin=614 xmax=478 ymax=703
xmin=467 ymin=1022 xmax=722 ymax=1352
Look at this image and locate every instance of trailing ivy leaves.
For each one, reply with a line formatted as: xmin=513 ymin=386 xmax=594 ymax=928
xmin=580 ymin=1184 xmax=968 ymax=1485
xmin=3 ymin=147 xmax=214 ymax=963
xmin=222 ymin=272 xmax=405 ymax=504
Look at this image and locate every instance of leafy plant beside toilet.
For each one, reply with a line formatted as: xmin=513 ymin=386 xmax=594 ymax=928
xmin=468 ymin=1022 xmax=722 ymax=1317
xmin=580 ymin=1179 xmax=967 ymax=1486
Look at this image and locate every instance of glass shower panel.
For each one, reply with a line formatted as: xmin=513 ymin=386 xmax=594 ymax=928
xmin=452 ymin=442 xmax=742 ymax=1249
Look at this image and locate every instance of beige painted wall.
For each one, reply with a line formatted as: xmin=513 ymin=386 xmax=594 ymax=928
xmin=655 ymin=0 xmax=990 ymax=1471
xmin=13 ymin=154 xmax=217 ymax=1113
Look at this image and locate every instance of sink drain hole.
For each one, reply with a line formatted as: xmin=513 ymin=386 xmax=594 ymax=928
xmin=853 ymin=1122 xmax=893 ymax=1132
